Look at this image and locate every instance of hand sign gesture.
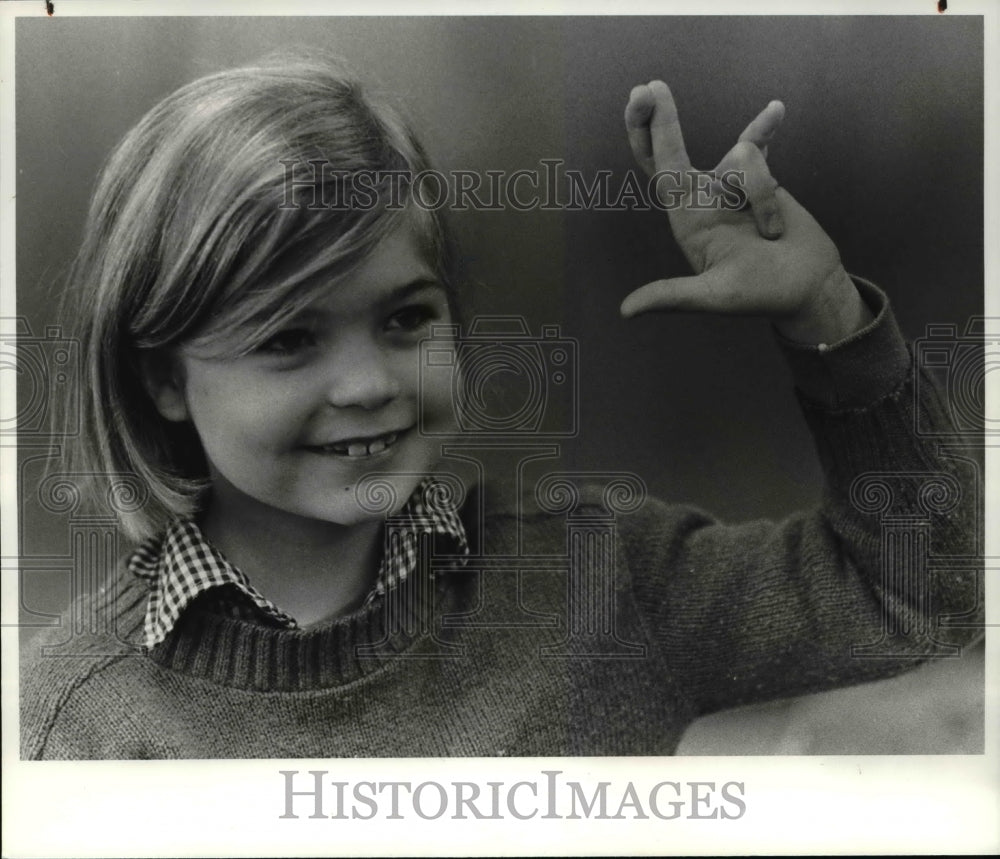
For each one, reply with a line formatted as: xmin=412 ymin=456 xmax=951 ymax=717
xmin=621 ymin=81 xmax=872 ymax=345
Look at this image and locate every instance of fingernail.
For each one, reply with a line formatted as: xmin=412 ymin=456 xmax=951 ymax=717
xmin=765 ymin=210 xmax=783 ymax=238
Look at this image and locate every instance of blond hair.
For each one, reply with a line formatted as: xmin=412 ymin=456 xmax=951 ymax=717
xmin=63 ymin=53 xmax=455 ymax=542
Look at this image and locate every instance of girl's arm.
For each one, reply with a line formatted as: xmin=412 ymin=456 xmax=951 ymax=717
xmin=618 ymin=82 xmax=983 ymax=714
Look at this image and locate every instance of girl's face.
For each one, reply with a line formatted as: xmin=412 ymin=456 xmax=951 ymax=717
xmin=160 ymin=223 xmax=458 ymax=528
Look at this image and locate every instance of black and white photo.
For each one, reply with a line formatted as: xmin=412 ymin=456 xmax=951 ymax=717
xmin=2 ymin=5 xmax=995 ymax=857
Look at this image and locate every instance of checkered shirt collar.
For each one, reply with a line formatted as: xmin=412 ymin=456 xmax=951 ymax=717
xmin=129 ymin=476 xmax=469 ymax=650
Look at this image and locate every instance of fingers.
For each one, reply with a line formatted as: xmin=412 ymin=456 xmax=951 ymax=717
xmin=624 ymin=85 xmax=655 ymax=176
xmin=624 ymin=80 xmax=691 ymax=177
xmin=736 ymin=99 xmax=785 ymax=159
xmin=620 ymin=272 xmax=726 ymax=319
xmin=717 ymin=140 xmax=784 ymax=239
xmin=624 ymin=84 xmax=785 ymax=237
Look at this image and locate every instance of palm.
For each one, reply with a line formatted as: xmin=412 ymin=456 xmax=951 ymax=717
xmin=622 ymin=82 xmax=869 ymax=343
xmin=667 ymin=188 xmax=844 ymax=318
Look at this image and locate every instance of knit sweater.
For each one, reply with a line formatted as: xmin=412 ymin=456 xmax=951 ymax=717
xmin=20 ymin=281 xmax=983 ymax=758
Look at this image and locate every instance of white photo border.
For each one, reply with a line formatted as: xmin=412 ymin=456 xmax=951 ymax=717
xmin=2 ymin=1 xmax=996 ymax=856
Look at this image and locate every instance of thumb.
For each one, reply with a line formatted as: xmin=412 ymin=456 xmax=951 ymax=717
xmin=620 ymin=273 xmax=726 ymax=318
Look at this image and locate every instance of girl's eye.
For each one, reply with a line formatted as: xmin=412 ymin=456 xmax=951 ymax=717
xmin=257 ymin=329 xmax=317 ymax=355
xmin=385 ymin=304 xmax=440 ymax=333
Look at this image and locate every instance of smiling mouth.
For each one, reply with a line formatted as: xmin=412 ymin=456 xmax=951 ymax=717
xmin=305 ymin=430 xmax=405 ymax=458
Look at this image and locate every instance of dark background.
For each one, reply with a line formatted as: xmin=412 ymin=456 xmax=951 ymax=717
xmin=14 ymin=16 xmax=984 ymax=753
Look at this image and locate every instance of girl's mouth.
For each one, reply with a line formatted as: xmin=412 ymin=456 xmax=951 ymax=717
xmin=306 ymin=430 xmax=403 ymax=459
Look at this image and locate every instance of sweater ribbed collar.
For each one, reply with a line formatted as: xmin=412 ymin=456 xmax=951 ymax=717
xmin=132 ymin=480 xmax=483 ymax=692
xmin=130 ymin=476 xmax=470 ymax=651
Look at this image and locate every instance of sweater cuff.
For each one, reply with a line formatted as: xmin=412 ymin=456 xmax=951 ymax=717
xmin=775 ymin=277 xmax=911 ymax=409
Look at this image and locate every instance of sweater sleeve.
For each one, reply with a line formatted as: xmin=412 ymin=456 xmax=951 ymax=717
xmin=623 ymin=278 xmax=983 ymax=717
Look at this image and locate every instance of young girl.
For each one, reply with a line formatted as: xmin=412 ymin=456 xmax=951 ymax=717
xmin=20 ymin=54 xmax=980 ymax=758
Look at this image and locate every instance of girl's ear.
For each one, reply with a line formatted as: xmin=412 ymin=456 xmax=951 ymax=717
xmin=138 ymin=351 xmax=190 ymax=422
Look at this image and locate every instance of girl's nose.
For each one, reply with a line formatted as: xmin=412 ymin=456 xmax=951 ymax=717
xmin=323 ymin=338 xmax=402 ymax=410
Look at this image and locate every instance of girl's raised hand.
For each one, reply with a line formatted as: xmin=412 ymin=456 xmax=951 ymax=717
xmin=621 ymin=81 xmax=872 ymax=345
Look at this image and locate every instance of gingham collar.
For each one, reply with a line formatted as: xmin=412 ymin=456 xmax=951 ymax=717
xmin=129 ymin=476 xmax=469 ymax=650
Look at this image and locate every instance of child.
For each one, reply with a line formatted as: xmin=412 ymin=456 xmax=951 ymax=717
xmin=20 ymin=55 xmax=981 ymax=758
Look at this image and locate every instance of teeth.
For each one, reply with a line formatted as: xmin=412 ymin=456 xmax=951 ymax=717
xmin=315 ymin=431 xmax=402 ymax=457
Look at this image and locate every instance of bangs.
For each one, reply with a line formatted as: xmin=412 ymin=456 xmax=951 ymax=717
xmin=183 ymin=194 xmax=443 ymax=359
xmin=67 ymin=52 xmax=460 ymax=541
